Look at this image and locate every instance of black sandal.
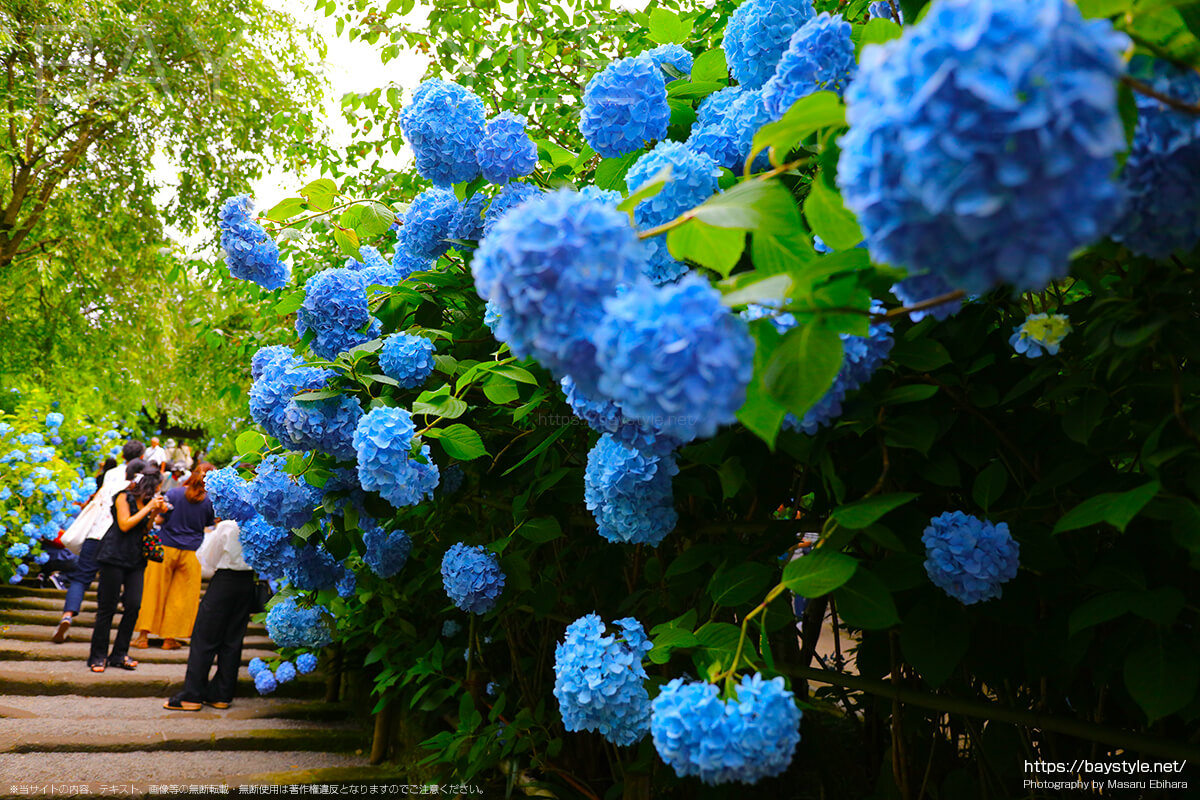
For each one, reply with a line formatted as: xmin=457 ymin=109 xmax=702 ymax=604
xmin=108 ymin=657 xmax=138 ymax=671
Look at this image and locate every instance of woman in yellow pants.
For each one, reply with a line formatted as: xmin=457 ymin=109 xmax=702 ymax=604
xmin=134 ymin=464 xmax=215 ymax=649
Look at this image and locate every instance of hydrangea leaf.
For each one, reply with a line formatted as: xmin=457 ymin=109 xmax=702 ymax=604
xmin=832 ymin=569 xmax=900 ymax=629
xmin=666 ymin=81 xmax=726 ymax=100
xmin=333 ymin=227 xmax=362 ymax=260
xmin=648 ymin=627 xmax=701 ymax=664
xmin=804 ymin=178 xmax=864 ymax=253
xmin=972 ymin=462 xmax=1008 ymax=512
xmin=708 ymin=561 xmax=774 ymax=607
xmin=719 ymin=273 xmax=791 ymax=308
xmin=666 ymin=221 xmax=746 ymax=276
xmin=300 ymin=178 xmax=338 ymax=211
xmin=763 ymin=320 xmax=843 ymax=419
xmin=747 ymin=91 xmax=846 ymax=171
xmin=691 ymin=49 xmax=728 ymax=84
xmin=594 ymin=151 xmax=642 ymax=192
xmin=274 ymin=290 xmax=305 ymax=316
xmin=413 ymin=386 xmax=468 ymax=420
xmin=855 ymin=18 xmax=903 ymax=58
xmin=265 ymin=197 xmax=307 ymax=221
xmin=516 ymin=516 xmax=562 ymax=543
xmin=1123 ymin=633 xmax=1200 ymax=722
xmin=689 ymin=179 xmax=800 ymax=234
xmin=617 ymin=165 xmax=672 ymax=216
xmin=1076 ymin=0 xmax=1129 ymax=18
xmin=1052 ymin=481 xmax=1161 ymax=534
xmin=831 ymin=492 xmax=919 ymax=529
xmin=900 ymin=595 xmax=969 ymax=688
xmin=424 ymin=424 xmax=487 ymax=460
xmin=648 ymin=8 xmax=691 ymax=44
xmin=782 ymin=550 xmax=858 ymax=597
xmin=235 ymin=430 xmax=265 ymax=456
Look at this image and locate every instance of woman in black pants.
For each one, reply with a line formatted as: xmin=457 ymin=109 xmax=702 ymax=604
xmin=88 ymin=461 xmax=168 ymax=672
xmin=165 ymin=519 xmax=258 ymax=710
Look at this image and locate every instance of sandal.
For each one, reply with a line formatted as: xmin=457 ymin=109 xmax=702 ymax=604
xmin=88 ymin=663 xmax=106 ymax=673
xmin=108 ymin=657 xmax=138 ymax=671
xmin=164 ymin=696 xmax=202 ymax=712
xmin=203 ymin=700 xmax=231 ymax=709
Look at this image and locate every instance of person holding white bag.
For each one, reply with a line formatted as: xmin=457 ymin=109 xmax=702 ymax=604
xmin=51 ymin=440 xmax=145 ymax=643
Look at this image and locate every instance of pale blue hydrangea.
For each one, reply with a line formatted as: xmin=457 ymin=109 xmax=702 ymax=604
xmin=250 ymin=357 xmax=334 ymax=444
xmin=724 ymin=0 xmax=815 ymax=89
xmin=352 ymin=407 xmax=439 ymax=509
xmin=282 ymin=394 xmax=362 ymax=461
xmin=642 ymin=236 xmax=689 ymax=286
xmin=561 ymin=376 xmax=682 ymax=457
xmin=284 ymin=542 xmax=342 ymax=592
xmin=251 ymin=346 xmax=299 ymax=381
xmin=891 ymin=273 xmax=963 ymax=322
xmin=626 ymin=141 xmax=721 ymax=227
xmin=441 ymin=620 xmax=462 ymax=638
xmin=6 ymin=543 xmax=29 ymax=559
xmin=1112 ymin=58 xmax=1200 ymax=258
xmin=685 ymin=88 xmax=773 ymax=172
xmin=553 ymin=614 xmax=654 ymax=746
xmin=218 ymin=195 xmax=290 ymax=290
xmin=249 ymin=455 xmax=320 ymax=531
xmin=584 ymin=434 xmax=678 ymax=547
xmin=923 ymin=511 xmax=1020 ymax=604
xmin=363 ymin=525 xmax=412 ymax=578
xmin=400 ymin=79 xmax=486 ymax=186
xmin=580 ymin=54 xmax=670 ymax=158
xmin=44 ymin=412 xmax=63 ymax=428
xmin=473 ymin=190 xmax=647 ymax=389
xmin=478 ymin=112 xmax=538 ymax=184
xmin=651 ymin=673 xmax=801 ymax=785
xmin=248 ymin=657 xmax=268 ymax=677
xmin=482 ymin=299 xmax=502 ymax=332
xmin=450 ymin=192 xmax=489 ymax=242
xmin=400 ymin=187 xmax=459 ymax=260
xmin=265 ymin=597 xmax=334 ymax=649
xmin=344 ymin=244 xmax=390 ymax=277
xmin=762 ymin=13 xmax=856 ymax=120
xmin=274 ymin=661 xmax=297 ymax=684
xmin=296 ymin=653 xmax=318 ymax=674
xmin=206 ymin=468 xmax=256 ymax=521
xmin=482 ymin=182 xmax=542 ymax=234
xmin=379 ymin=334 xmax=436 ymax=388
xmin=238 ymin=515 xmax=293 ymax=580
xmin=1009 ymin=313 xmax=1072 ymax=358
xmin=440 ymin=543 xmax=505 ymax=614
xmin=254 ymin=670 xmax=277 ymax=695
xmin=838 ymin=0 xmax=1128 ymax=294
xmin=646 ymin=43 xmax=694 ymax=77
xmin=295 ymin=268 xmax=372 ymax=360
xmin=594 ymin=275 xmax=755 ymax=442
xmin=385 ymin=246 xmax=434 ymax=284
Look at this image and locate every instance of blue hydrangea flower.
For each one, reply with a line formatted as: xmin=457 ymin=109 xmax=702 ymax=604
xmin=238 ymin=515 xmax=293 ymax=580
xmin=450 ymin=192 xmax=489 ymax=242
xmin=254 ymin=670 xmax=277 ymax=695
xmin=626 ymin=141 xmax=721 ymax=228
xmin=579 ymin=186 xmax=623 ymax=205
xmin=483 ymin=299 xmax=502 ymax=332
xmin=400 ymin=187 xmax=459 ymax=260
xmin=724 ymin=0 xmax=815 ymax=89
xmin=554 ymin=614 xmax=654 ymax=746
xmin=265 ymin=597 xmax=334 ymax=649
xmin=439 ymin=464 xmax=464 ymax=496
xmin=1009 ymin=313 xmax=1072 ymax=358
xmin=923 ymin=511 xmax=1020 ymax=604
xmin=362 ymin=525 xmax=412 ymax=578
xmin=295 ymin=268 xmax=371 ymax=360
xmin=249 ymin=455 xmax=320 ymax=531
xmin=473 ymin=190 xmax=647 ymax=389
xmin=44 ymin=412 xmax=63 ymax=428
xmin=379 ymin=334 xmax=436 ymax=388
xmin=594 ymin=275 xmax=755 ymax=442
xmin=441 ymin=620 xmax=462 ymax=638
xmin=344 ymin=244 xmax=390 ymax=277
xmin=284 ymin=542 xmax=342 ymax=592
xmin=891 ymin=273 xmax=963 ymax=322
xmin=482 ymin=182 xmax=542 ymax=235
xmin=274 ymin=661 xmax=297 ymax=684
xmin=400 ymin=79 xmax=486 ymax=186
xmin=249 ymin=359 xmax=332 ymax=444
xmin=1112 ymin=58 xmax=1200 ymax=258
xmin=353 ymin=408 xmax=439 ymax=509
xmin=685 ymin=88 xmax=773 ymax=172
xmin=584 ymin=435 xmax=678 ymax=546
xmin=336 ymin=567 xmax=357 ymax=598
xmin=282 ymin=394 xmax=362 ymax=461
xmin=440 ymin=543 xmax=505 ymax=614
xmin=868 ymin=1 xmax=902 ymax=22
xmin=580 ymin=54 xmax=670 ymax=158
xmin=838 ymin=0 xmax=1128 ymax=294
xmin=218 ymin=195 xmax=290 ymax=290
xmin=762 ymin=13 xmax=856 ymax=120
xmin=385 ymin=246 xmax=434 ymax=284
xmin=790 ymin=313 xmax=895 ymax=434
xmin=206 ymin=468 xmax=256 ymax=521
xmin=251 ymin=346 xmax=299 ymax=381
xmin=296 ymin=653 xmax=318 ymax=674
xmin=561 ymin=376 xmax=682 ymax=456
xmin=646 ymin=43 xmax=694 ymax=77
xmin=642 ymin=236 xmax=689 ymax=286
xmin=651 ymin=673 xmax=801 ymax=785
xmin=248 ymin=657 xmax=268 ymax=677
xmin=6 ymin=543 xmax=29 ymax=559
xmin=478 ymin=112 xmax=538 ymax=184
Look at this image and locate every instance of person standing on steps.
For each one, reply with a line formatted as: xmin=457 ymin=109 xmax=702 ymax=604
xmin=133 ymin=464 xmax=215 ymax=651
xmin=88 ymin=461 xmax=168 ymax=673
xmin=165 ymin=518 xmax=258 ymax=711
xmin=144 ymin=437 xmax=168 ymax=468
xmin=52 ymin=441 xmax=145 ymax=644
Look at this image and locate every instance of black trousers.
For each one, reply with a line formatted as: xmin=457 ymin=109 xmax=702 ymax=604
xmin=89 ymin=563 xmax=144 ymax=666
xmin=178 ymin=569 xmax=256 ymax=703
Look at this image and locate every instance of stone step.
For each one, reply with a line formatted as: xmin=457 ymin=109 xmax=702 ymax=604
xmin=1 ymin=728 xmax=368 ymax=755
xmin=0 ymin=695 xmax=357 ymax=724
xmin=0 ymin=638 xmax=278 ymax=666
xmin=0 ymin=581 xmax=212 ymax=600
xmin=0 ymin=661 xmax=322 ymax=699
xmin=5 ymin=596 xmax=100 ymax=613
xmin=0 ymin=608 xmax=268 ymax=637
xmin=0 ymin=624 xmax=275 ymax=651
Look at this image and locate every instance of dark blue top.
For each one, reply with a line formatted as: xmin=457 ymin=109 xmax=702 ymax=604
xmin=158 ymin=487 xmax=215 ymax=551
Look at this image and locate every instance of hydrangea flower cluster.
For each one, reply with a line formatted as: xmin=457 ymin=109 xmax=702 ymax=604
xmin=206 ymin=468 xmax=256 ymax=521
xmin=561 ymin=376 xmax=681 ymax=457
xmin=254 ymin=669 xmax=277 ymax=695
xmin=891 ymin=273 xmax=963 ymax=322
xmin=482 ymin=182 xmax=542 ymax=234
xmin=44 ymin=413 xmax=63 ymax=428
xmin=1112 ymin=59 xmax=1200 ymax=258
xmin=6 ymin=543 xmax=29 ymax=559
xmin=440 ymin=543 xmax=505 ymax=614
xmin=284 ymin=542 xmax=342 ymax=592
xmin=838 ymin=0 xmax=1128 ymax=294
xmin=685 ymin=88 xmax=773 ymax=172
xmin=922 ymin=511 xmax=1020 ymax=604
xmin=1009 ymin=313 xmax=1072 ymax=358
xmin=295 ymin=268 xmax=376 ymax=360
xmin=399 ymin=187 xmax=459 ymax=260
xmin=594 ymin=275 xmax=755 ymax=442
xmin=250 ymin=356 xmax=333 ymax=444
xmin=580 ymin=54 xmax=670 ymax=158
xmin=363 ymin=525 xmax=412 ymax=579
xmin=282 ymin=394 xmax=362 ymax=462
xmin=382 ymin=247 xmax=433 ymax=286
xmin=626 ymin=142 xmax=721 ymax=228
xmin=584 ymin=434 xmax=678 ymax=546
xmin=275 ymin=661 xmax=297 ymax=684
xmin=450 ymin=192 xmax=488 ymax=242
xmin=762 ymin=13 xmax=856 ymax=119
xmin=651 ymin=673 xmax=801 ymax=785
xmin=265 ymin=597 xmax=334 ymax=649
xmin=723 ymin=0 xmax=814 ymax=89
xmin=646 ymin=43 xmax=693 ymax=76
xmin=641 ymin=235 xmax=688 ymax=286
xmin=791 ymin=315 xmax=895 ymax=434
xmin=336 ymin=567 xmax=357 ymax=599
xmin=249 ymin=455 xmax=320 ymax=531
xmin=296 ymin=653 xmax=318 ymax=674
xmin=379 ymin=333 xmax=436 ymax=388
xmin=473 ymin=190 xmax=646 ymax=388
xmin=218 ymin=195 xmax=290 ymax=290
xmin=238 ymin=515 xmax=293 ymax=580
xmin=553 ymin=614 xmax=654 ymax=746
xmin=477 ymin=112 xmax=538 ymax=184
xmin=868 ymin=1 xmax=902 ymax=22
xmin=352 ymin=407 xmax=439 ymax=509
xmin=251 ymin=345 xmax=298 ymax=381
xmin=248 ymin=657 xmax=267 ymax=677
xmin=399 ymin=78 xmax=486 ymax=185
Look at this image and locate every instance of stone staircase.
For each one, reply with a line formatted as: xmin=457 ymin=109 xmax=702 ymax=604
xmin=0 ymin=579 xmax=395 ymax=797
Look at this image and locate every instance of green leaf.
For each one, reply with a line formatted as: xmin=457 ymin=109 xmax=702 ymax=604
xmin=719 ymin=273 xmax=792 ymax=309
xmin=691 ymin=49 xmax=728 ymax=83
xmin=972 ymin=462 xmax=1008 ymax=512
xmin=648 ymin=8 xmax=691 ymax=43
xmin=833 ymin=570 xmax=900 ymax=629
xmin=516 ymin=517 xmax=562 ymax=543
xmin=334 ymin=227 xmax=362 ymax=260
xmin=357 ymin=201 xmax=397 ymax=238
xmin=748 ymin=91 xmax=846 ymax=170
xmin=265 ymin=197 xmax=307 ymax=221
xmin=412 ymin=388 xmax=468 ymax=420
xmin=235 ymin=430 xmax=265 ymax=455
xmin=890 ymin=338 xmax=952 ymax=371
xmin=482 ymin=376 xmax=520 ymax=404
xmin=1052 ymin=481 xmax=1161 ymax=534
xmin=1077 ymin=0 xmax=1129 ymax=17
xmin=666 ymin=81 xmax=726 ymax=100
xmin=1069 ymin=588 xmax=1186 ymax=637
xmin=666 ymin=221 xmax=746 ymax=276
xmin=882 ymin=384 xmax=938 ymax=405
xmin=736 ymin=377 xmax=788 ymax=450
xmin=490 ymin=365 xmax=538 ymax=385
xmin=781 ymin=550 xmax=858 ymax=597
xmin=883 ymin=415 xmax=938 ymax=455
xmin=648 ymin=627 xmax=701 ymax=664
xmin=804 ymin=178 xmax=864 ymax=252
xmin=763 ymin=320 xmax=844 ymax=418
xmin=689 ymin=179 xmax=801 ymax=233
xmin=856 ymin=18 xmax=903 ymax=57
xmin=501 ymin=424 xmax=570 ymax=476
xmin=900 ymin=596 xmax=969 ymax=688
xmin=1123 ymin=633 xmax=1200 ymax=722
xmin=618 ymin=166 xmax=671 ymax=215
xmin=425 ymin=423 xmax=487 ymax=460
xmin=292 ymin=389 xmax=341 ymax=401
xmin=831 ymin=493 xmax=919 ymax=529
xmin=594 ymin=151 xmax=641 ymax=192
xmin=274 ymin=291 xmax=305 ymax=316
xmin=708 ymin=562 xmax=774 ymax=607
xmin=300 ymin=178 xmax=338 ymax=211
